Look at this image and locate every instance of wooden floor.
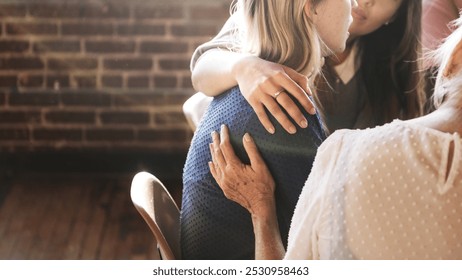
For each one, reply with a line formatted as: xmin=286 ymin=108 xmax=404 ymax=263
xmin=0 ymin=152 xmax=185 ymax=260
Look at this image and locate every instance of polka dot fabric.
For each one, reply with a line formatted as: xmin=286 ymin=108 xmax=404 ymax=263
xmin=182 ymin=86 xmax=325 ymax=259
xmin=285 ymin=120 xmax=462 ymax=259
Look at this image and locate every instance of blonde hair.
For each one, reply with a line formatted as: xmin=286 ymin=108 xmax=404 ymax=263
xmin=232 ymin=0 xmax=324 ymax=85
xmin=432 ymin=15 xmax=462 ymax=109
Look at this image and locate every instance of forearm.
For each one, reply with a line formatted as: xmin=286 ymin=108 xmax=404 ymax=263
xmin=251 ymin=202 xmax=285 ymax=260
xmin=191 ymin=50 xmax=251 ymax=96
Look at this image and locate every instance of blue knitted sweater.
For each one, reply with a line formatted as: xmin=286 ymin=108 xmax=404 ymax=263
xmin=181 ymin=86 xmax=325 ymax=259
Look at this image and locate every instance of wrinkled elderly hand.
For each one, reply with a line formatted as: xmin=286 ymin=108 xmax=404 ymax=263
xmin=233 ymin=56 xmax=316 ymax=135
xmin=208 ymin=125 xmax=276 ymax=217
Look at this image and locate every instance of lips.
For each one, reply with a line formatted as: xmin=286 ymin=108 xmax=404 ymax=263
xmin=352 ymin=8 xmax=367 ymax=21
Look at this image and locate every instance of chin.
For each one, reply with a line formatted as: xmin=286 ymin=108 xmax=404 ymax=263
xmin=322 ymin=39 xmax=347 ymax=56
xmin=335 ymin=43 xmax=347 ymax=54
xmin=336 ymin=46 xmax=346 ymax=54
xmin=323 ymin=46 xmax=345 ymax=56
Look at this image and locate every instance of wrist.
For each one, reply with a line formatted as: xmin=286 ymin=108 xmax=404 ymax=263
xmin=232 ymin=53 xmax=255 ymax=83
xmin=251 ymin=201 xmax=280 ymax=244
xmin=250 ymin=198 xmax=277 ymax=226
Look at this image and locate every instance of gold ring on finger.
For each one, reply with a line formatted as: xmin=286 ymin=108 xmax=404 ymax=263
xmin=273 ymin=90 xmax=284 ymax=99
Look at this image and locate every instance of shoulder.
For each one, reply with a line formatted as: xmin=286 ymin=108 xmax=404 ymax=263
xmin=317 ymin=128 xmax=354 ymax=154
xmin=322 ymin=120 xmax=450 ymax=175
xmin=316 ymin=130 xmax=342 ymax=152
xmin=316 ymin=121 xmax=410 ymax=158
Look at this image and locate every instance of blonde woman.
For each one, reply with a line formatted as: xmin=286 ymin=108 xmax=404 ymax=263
xmin=189 ymin=0 xmax=424 ymax=135
xmin=210 ymin=16 xmax=462 ymax=259
xmin=182 ymin=0 xmax=356 ymax=260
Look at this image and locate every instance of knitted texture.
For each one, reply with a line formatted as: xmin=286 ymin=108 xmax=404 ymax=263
xmin=181 ymin=86 xmax=325 ymax=259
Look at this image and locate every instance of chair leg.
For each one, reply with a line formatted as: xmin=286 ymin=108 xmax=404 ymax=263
xmin=157 ymin=246 xmax=164 ymax=260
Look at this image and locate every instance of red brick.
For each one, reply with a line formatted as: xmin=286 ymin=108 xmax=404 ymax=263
xmin=79 ymin=3 xmax=129 ymax=19
xmin=191 ymin=40 xmax=208 ymax=50
xmin=0 ymin=1 xmax=234 ymax=151
xmin=138 ymin=128 xmax=188 ymax=142
xmin=112 ymin=94 xmax=162 ymax=107
xmin=33 ymin=41 xmax=80 ymax=53
xmin=9 ymin=93 xmax=59 ymax=106
xmin=0 ymin=40 xmax=29 ymax=52
xmin=62 ymin=23 xmax=113 ymax=36
xmin=102 ymin=76 xmax=123 ymax=88
xmin=0 ymin=111 xmax=41 ymax=123
xmin=158 ymin=58 xmax=189 ymax=71
xmin=33 ymin=128 xmax=83 ymax=141
xmin=46 ymin=75 xmax=70 ymax=89
xmin=100 ymin=112 xmax=149 ymax=125
xmin=61 ymin=93 xmax=111 ymax=107
xmin=104 ymin=58 xmax=152 ymax=71
xmin=6 ymin=23 xmax=58 ymax=35
xmin=0 ymin=76 xmax=17 ymax=87
xmin=29 ymin=3 xmax=129 ymax=19
xmin=153 ymin=75 xmax=177 ymax=88
xmin=134 ymin=6 xmax=183 ymax=19
xmin=86 ymin=129 xmax=134 ymax=141
xmin=29 ymin=4 xmax=80 ymax=18
xmin=180 ymin=76 xmax=193 ymax=89
xmin=0 ymin=4 xmax=27 ymax=17
xmin=19 ymin=75 xmax=44 ymax=88
xmin=0 ymin=57 xmax=44 ymax=70
xmin=140 ymin=41 xmax=188 ymax=54
xmin=86 ymin=41 xmax=135 ymax=53
xmin=117 ymin=24 xmax=166 ymax=36
xmin=74 ymin=76 xmax=97 ymax=89
xmin=190 ymin=5 xmax=230 ymax=20
xmin=0 ymin=128 xmax=29 ymax=140
xmin=171 ymin=24 xmax=218 ymax=37
xmin=154 ymin=112 xmax=187 ymax=125
xmin=127 ymin=76 xmax=150 ymax=88
xmin=45 ymin=111 xmax=95 ymax=124
xmin=48 ymin=58 xmax=97 ymax=70
xmin=163 ymin=93 xmax=193 ymax=105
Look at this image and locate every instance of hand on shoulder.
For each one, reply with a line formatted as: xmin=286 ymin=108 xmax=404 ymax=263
xmin=233 ymin=55 xmax=317 ymax=134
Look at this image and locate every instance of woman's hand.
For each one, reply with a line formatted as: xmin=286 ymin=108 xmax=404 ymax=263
xmin=209 ymin=125 xmax=286 ymax=259
xmin=208 ymin=125 xmax=276 ymax=217
xmin=233 ymin=56 xmax=316 ymax=134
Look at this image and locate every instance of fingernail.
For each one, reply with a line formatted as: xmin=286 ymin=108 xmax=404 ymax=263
xmin=244 ymin=133 xmax=251 ymax=142
xmin=268 ymin=127 xmax=275 ymax=134
xmin=211 ymin=131 xmax=217 ymax=139
xmin=289 ymin=126 xmax=296 ymax=134
xmin=300 ymin=119 xmax=308 ymax=128
xmin=310 ymin=107 xmax=316 ymax=114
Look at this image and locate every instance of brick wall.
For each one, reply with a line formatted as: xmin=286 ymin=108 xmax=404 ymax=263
xmin=0 ymin=0 xmax=232 ymax=153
